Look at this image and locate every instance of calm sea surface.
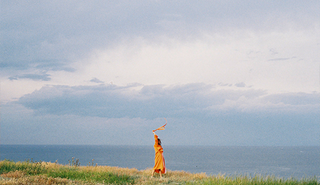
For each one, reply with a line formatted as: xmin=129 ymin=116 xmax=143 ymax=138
xmin=0 ymin=145 xmax=319 ymax=179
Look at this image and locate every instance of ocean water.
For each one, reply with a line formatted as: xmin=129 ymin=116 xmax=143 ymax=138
xmin=0 ymin=145 xmax=319 ymax=179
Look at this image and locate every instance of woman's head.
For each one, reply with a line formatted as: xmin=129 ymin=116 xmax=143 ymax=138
xmin=158 ymin=138 xmax=161 ymax=145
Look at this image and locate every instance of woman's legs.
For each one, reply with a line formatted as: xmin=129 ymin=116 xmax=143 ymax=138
xmin=151 ymin=169 xmax=162 ymax=178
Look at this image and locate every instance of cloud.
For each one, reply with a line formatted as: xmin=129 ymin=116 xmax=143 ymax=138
xmin=17 ymin=83 xmax=319 ymax=119
xmin=235 ymin=82 xmax=246 ymax=87
xmin=1 ymin=0 xmax=319 ymax=73
xmin=90 ymin=78 xmax=104 ymax=84
xmin=264 ymin=92 xmax=320 ymax=105
xmin=267 ymin=58 xmax=292 ymax=62
xmin=1 ymin=1 xmax=320 ymax=146
xmin=9 ymin=73 xmax=51 ymax=81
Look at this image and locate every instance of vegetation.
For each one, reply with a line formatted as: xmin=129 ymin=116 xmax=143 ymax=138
xmin=0 ymin=160 xmax=134 ymax=184
xmin=0 ymin=159 xmax=318 ymax=184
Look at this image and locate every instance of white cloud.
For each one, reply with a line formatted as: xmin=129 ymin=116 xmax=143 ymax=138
xmin=214 ymin=93 xmax=320 ymax=114
xmin=69 ymin=29 xmax=319 ymax=94
xmin=16 ymin=84 xmax=319 ymax=119
xmin=1 ymin=1 xmax=320 ymax=145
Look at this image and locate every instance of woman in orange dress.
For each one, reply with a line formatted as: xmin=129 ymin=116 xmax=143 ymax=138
xmin=152 ymin=131 xmax=166 ymax=178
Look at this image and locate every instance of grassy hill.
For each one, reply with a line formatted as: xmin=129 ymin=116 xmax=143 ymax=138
xmin=0 ymin=160 xmax=318 ymax=184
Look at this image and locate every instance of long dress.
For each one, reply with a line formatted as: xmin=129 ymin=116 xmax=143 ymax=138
xmin=153 ymin=134 xmax=166 ymax=174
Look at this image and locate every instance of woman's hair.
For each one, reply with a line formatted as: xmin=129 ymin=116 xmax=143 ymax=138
xmin=158 ymin=138 xmax=161 ymax=145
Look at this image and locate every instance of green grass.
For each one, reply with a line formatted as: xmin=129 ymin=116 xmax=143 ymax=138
xmin=0 ymin=159 xmax=45 ymax=175
xmin=198 ymin=175 xmax=319 ymax=185
xmin=0 ymin=160 xmax=134 ymax=184
xmin=0 ymin=160 xmax=318 ymax=184
xmin=47 ymin=167 xmax=134 ymax=184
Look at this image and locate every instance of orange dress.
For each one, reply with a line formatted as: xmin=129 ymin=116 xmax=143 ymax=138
xmin=153 ymin=134 xmax=166 ymax=174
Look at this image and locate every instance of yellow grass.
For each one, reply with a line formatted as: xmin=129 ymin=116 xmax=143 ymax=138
xmin=1 ymin=161 xmax=318 ymax=184
xmin=0 ymin=161 xmax=210 ymax=184
xmin=0 ymin=173 xmax=72 ymax=185
xmin=42 ymin=162 xmax=208 ymax=181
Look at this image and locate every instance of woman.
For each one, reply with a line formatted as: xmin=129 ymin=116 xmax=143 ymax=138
xmin=152 ymin=131 xmax=166 ymax=178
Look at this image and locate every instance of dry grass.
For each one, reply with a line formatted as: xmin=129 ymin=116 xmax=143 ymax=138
xmin=1 ymin=161 xmax=318 ymax=184
xmin=0 ymin=172 xmax=73 ymax=185
xmin=77 ymin=165 xmax=208 ymax=184
xmin=80 ymin=165 xmax=140 ymax=176
xmin=0 ymin=161 xmax=209 ymax=184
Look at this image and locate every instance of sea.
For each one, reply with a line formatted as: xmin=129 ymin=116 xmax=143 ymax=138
xmin=0 ymin=145 xmax=319 ymax=180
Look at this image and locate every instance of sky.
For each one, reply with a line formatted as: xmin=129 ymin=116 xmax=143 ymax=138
xmin=1 ymin=0 xmax=319 ymax=146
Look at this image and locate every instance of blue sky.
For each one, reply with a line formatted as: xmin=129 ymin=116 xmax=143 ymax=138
xmin=1 ymin=0 xmax=319 ymax=146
